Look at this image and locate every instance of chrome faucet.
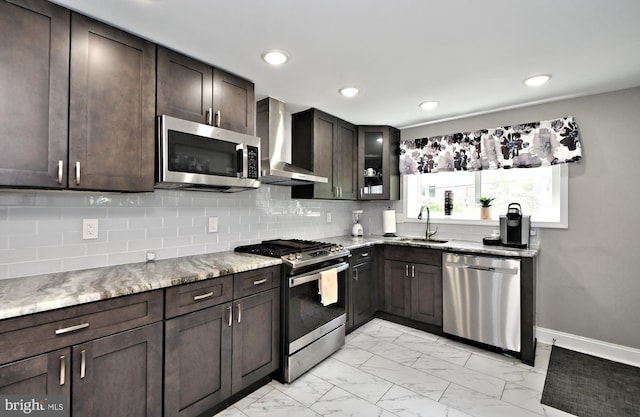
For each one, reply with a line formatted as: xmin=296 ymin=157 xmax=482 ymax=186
xmin=418 ymin=205 xmax=438 ymax=239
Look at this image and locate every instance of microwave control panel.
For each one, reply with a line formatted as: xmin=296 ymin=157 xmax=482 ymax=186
xmin=246 ymin=145 xmax=259 ymax=179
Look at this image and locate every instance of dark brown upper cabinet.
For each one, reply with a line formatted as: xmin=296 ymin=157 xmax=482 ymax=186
xmin=358 ymin=125 xmax=400 ymax=200
xmin=69 ymin=13 xmax=156 ymax=192
xmin=157 ymin=47 xmax=255 ymax=135
xmin=0 ymin=0 xmax=70 ymax=188
xmin=291 ymin=109 xmax=357 ymax=200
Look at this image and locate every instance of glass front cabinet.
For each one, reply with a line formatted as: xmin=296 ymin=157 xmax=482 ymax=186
xmin=358 ymin=125 xmax=400 ymax=200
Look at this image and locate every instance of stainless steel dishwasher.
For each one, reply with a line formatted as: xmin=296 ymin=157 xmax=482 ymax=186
xmin=442 ymin=253 xmax=521 ymax=353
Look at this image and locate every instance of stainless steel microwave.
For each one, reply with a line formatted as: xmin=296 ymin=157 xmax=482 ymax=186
xmin=155 ymin=115 xmax=261 ymax=192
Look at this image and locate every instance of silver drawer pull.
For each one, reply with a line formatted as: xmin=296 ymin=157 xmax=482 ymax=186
xmin=253 ymin=278 xmax=268 ymax=286
xmin=227 ymin=306 xmax=232 ymax=327
xmin=360 ymin=252 xmax=370 ymax=257
xmin=236 ymin=303 xmax=242 ymax=324
xmin=80 ymin=350 xmax=86 ymax=379
xmin=59 ymin=355 xmax=66 ymax=386
xmin=193 ymin=292 xmax=214 ymax=301
xmin=75 ymin=161 xmax=81 ymax=185
xmin=57 ymin=160 xmax=64 ymax=185
xmin=55 ymin=322 xmax=89 ymax=335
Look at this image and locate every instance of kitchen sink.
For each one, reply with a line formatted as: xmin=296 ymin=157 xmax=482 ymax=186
xmin=399 ymin=237 xmax=449 ymax=244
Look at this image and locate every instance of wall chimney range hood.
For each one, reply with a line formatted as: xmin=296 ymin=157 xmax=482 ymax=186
xmin=256 ymin=97 xmax=328 ymax=185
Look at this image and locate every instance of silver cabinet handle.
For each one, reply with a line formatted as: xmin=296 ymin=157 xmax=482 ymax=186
xmin=405 ymin=265 xmax=409 ymax=277
xmin=59 ymin=355 xmax=66 ymax=386
xmin=55 ymin=322 xmax=89 ymax=335
xmin=57 ymin=160 xmax=64 ymax=185
xmin=236 ymin=303 xmax=242 ymax=324
xmin=411 ymin=265 xmax=415 ymax=278
xmin=80 ymin=350 xmax=86 ymax=379
xmin=253 ymin=278 xmax=267 ymax=286
xmin=193 ymin=292 xmax=214 ymax=301
xmin=74 ymin=161 xmax=80 ymax=185
xmin=227 ymin=306 xmax=232 ymax=327
xmin=353 ymin=269 xmax=358 ymax=281
xmin=215 ymin=110 xmax=221 ymax=127
xmin=206 ymin=107 xmax=213 ymax=125
xmin=360 ymin=252 xmax=370 ymax=258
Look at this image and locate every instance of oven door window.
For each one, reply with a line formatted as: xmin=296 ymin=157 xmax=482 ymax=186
xmin=168 ymin=130 xmax=239 ymax=177
xmin=288 ymin=276 xmax=345 ymax=344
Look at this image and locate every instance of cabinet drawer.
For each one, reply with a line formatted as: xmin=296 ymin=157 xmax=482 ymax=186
xmin=0 ymin=290 xmax=163 ymax=365
xmin=165 ymin=275 xmax=233 ymax=319
xmin=351 ymin=247 xmax=375 ymax=264
xmin=384 ymin=246 xmax=442 ymax=266
xmin=233 ymin=266 xmax=281 ymax=299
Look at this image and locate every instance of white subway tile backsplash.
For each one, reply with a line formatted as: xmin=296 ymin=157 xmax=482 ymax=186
xmin=38 ymin=244 xmax=85 ymax=261
xmin=63 ymin=255 xmax=108 ymax=272
xmin=9 ymin=259 xmax=62 ymax=279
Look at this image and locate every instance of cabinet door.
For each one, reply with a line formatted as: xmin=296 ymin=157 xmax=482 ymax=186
xmin=72 ymin=323 xmax=162 ymax=417
xmin=311 ymin=111 xmax=337 ymax=198
xmin=213 ymin=68 xmax=255 ymax=135
xmin=157 ymin=46 xmax=213 ymax=124
xmin=352 ymin=261 xmax=376 ymax=328
xmin=383 ymin=260 xmax=411 ymax=317
xmin=358 ymin=126 xmax=400 ymax=200
xmin=0 ymin=349 xmax=70 ymax=400
xmin=232 ymin=288 xmax=280 ymax=393
xmin=411 ymin=264 xmax=443 ymax=325
xmin=0 ymin=0 xmax=69 ymax=188
xmin=69 ymin=13 xmax=155 ymax=192
xmin=335 ymin=120 xmax=358 ymax=199
xmin=164 ymin=304 xmax=232 ymax=417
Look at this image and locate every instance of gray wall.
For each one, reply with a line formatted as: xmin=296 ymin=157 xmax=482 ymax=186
xmin=402 ymin=87 xmax=640 ymax=349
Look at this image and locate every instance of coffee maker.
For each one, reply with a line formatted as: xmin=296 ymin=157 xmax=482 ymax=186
xmin=499 ymin=203 xmax=530 ymax=248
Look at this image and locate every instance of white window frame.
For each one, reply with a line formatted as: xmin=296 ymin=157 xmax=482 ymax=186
xmin=401 ymin=164 xmax=568 ymax=229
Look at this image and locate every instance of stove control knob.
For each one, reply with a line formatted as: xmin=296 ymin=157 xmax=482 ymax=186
xmin=287 ymin=254 xmax=296 ymax=261
xmin=295 ymin=252 xmax=302 ymax=260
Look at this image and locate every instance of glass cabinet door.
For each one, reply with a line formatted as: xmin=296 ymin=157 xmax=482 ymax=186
xmin=363 ymin=130 xmax=385 ymax=197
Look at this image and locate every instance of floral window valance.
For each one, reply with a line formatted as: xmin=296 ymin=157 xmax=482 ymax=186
xmin=399 ymin=116 xmax=582 ymax=174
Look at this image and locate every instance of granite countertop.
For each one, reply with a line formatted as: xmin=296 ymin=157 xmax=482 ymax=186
xmin=0 ymin=252 xmax=280 ymax=321
xmin=0 ymin=235 xmax=538 ymax=321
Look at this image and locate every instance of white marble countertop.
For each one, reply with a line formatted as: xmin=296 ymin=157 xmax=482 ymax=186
xmin=0 ymin=235 xmax=537 ymax=321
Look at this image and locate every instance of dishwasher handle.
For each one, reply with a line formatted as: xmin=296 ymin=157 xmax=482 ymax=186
xmin=464 ymin=265 xmax=495 ymax=272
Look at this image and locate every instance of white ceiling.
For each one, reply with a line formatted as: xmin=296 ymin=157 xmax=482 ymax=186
xmin=51 ymin=0 xmax=640 ymax=129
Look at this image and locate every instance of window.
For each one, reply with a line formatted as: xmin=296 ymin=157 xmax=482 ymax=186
xmin=403 ymin=164 xmax=567 ymax=228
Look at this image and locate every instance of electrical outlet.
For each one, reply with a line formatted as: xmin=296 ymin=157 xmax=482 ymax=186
xmin=82 ymin=219 xmax=99 ymax=240
xmin=208 ymin=217 xmax=218 ymax=233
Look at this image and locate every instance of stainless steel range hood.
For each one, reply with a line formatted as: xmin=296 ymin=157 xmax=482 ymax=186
xmin=256 ymin=97 xmax=328 ymax=185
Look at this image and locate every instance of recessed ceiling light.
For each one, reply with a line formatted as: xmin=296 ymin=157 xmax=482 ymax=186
xmin=419 ymin=101 xmax=439 ymax=110
xmin=262 ymin=50 xmax=288 ymax=65
xmin=339 ymin=87 xmax=359 ymax=97
xmin=524 ymin=74 xmax=551 ymax=87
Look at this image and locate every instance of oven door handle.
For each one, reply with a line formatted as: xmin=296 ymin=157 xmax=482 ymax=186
xmin=289 ymin=262 xmax=349 ymax=288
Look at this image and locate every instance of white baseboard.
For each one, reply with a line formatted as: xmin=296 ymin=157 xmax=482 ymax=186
xmin=536 ymin=326 xmax=640 ymax=368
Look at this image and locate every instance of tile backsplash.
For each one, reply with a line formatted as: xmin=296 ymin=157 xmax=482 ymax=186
xmin=0 ymin=185 xmax=528 ymax=280
xmin=0 ymin=186 xmax=363 ymax=280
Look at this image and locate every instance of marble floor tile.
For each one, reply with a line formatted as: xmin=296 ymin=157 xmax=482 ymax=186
xmin=309 ymin=357 xmax=394 ymax=403
xmin=347 ymin=333 xmax=422 ymax=366
xmin=394 ymin=333 xmax=472 ymax=366
xmin=360 ymin=354 xmax=450 ymax=401
xmin=270 ymin=373 xmax=334 ymax=407
xmin=377 ymin=384 xmax=474 ymax=417
xmin=310 ymin=386 xmax=389 ymax=417
xmin=464 ymin=354 xmax=547 ymax=392
xmin=355 ymin=320 xmax=404 ymax=342
xmin=240 ymin=389 xmax=321 ymax=417
xmin=440 ymin=383 xmax=543 ymax=417
xmin=331 ymin=343 xmax=375 ymax=367
xmin=412 ymin=354 xmax=505 ymax=398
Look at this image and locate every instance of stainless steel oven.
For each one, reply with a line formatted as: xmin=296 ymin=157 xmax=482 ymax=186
xmin=235 ymin=239 xmax=350 ymax=382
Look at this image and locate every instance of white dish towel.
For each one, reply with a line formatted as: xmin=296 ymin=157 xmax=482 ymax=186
xmin=318 ymin=268 xmax=338 ymax=306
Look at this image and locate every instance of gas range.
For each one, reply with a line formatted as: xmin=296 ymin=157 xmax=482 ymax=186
xmin=234 ymin=239 xmax=349 ymax=269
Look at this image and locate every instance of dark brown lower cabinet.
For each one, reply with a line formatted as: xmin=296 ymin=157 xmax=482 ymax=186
xmin=383 ymin=247 xmax=443 ymax=326
xmin=348 ymin=258 xmax=377 ymax=331
xmin=164 ymin=303 xmax=232 ymax=417
xmin=72 ymin=323 xmax=163 ymax=417
xmin=164 ymin=281 xmax=280 ymax=417
xmin=232 ymin=288 xmax=280 ymax=393
xmin=0 ymin=323 xmax=162 ymax=417
xmin=0 ymin=349 xmax=70 ymax=398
